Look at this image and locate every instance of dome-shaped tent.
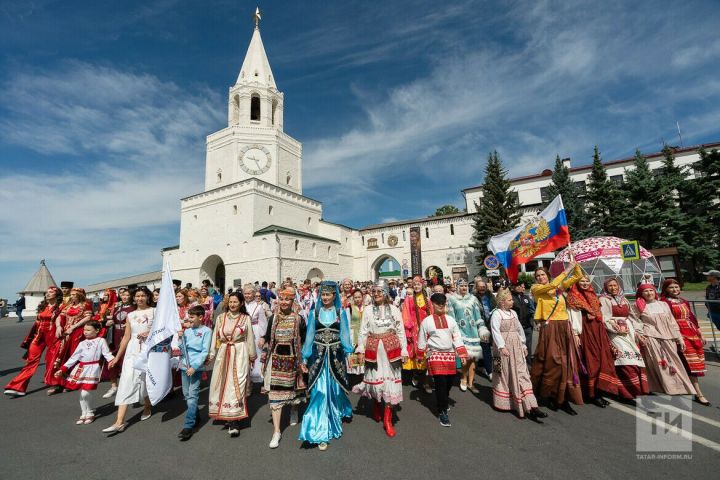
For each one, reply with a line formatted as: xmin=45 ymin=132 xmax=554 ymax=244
xmin=549 ymin=236 xmax=663 ymax=293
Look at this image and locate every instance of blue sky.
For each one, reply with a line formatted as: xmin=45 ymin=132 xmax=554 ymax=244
xmin=1 ymin=0 xmax=719 ymax=298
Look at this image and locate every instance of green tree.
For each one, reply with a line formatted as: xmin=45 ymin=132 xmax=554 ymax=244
xmin=470 ymin=151 xmax=522 ymax=264
xmin=433 ymin=205 xmax=460 ymax=216
xmin=614 ymin=149 xmax=680 ymax=249
xmin=681 ymin=147 xmax=720 ymax=277
xmin=584 ymin=146 xmax=620 ymax=237
xmin=545 ymin=155 xmax=588 ymax=239
xmin=654 ymin=146 xmax=690 ymax=253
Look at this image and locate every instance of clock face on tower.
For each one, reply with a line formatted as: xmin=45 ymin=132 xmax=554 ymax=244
xmin=239 ymin=145 xmax=272 ymax=175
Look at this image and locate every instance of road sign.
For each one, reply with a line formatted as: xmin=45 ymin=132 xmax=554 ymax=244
xmin=486 ymin=269 xmax=500 ymax=277
xmin=620 ymin=240 xmax=640 ymax=260
xmin=484 ymin=255 xmax=500 ymax=270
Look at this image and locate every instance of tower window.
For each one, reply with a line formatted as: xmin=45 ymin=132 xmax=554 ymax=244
xmin=217 ymin=169 xmax=222 ymax=183
xmin=286 ymin=172 xmax=292 ymax=185
xmin=381 ymin=233 xmax=385 ymax=243
xmin=402 ymin=230 xmax=406 ymax=241
xmin=425 ymin=227 xmax=429 ymax=239
xmin=307 ymin=217 xmax=312 ymax=227
xmin=450 ymin=224 xmax=455 ymax=235
xmin=272 ymin=100 xmax=278 ymax=126
xmin=251 ymin=95 xmax=261 ymax=121
xmin=295 ymin=240 xmax=299 ymax=253
xmin=233 ymin=205 xmax=238 ymax=215
xmin=327 ymin=246 xmax=331 ymax=258
xmin=268 ymin=205 xmax=273 ymax=216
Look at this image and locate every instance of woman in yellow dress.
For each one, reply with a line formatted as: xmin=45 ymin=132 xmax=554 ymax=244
xmin=530 ymin=262 xmax=584 ymax=415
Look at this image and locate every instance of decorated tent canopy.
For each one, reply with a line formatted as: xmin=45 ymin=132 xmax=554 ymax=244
xmin=550 ymin=236 xmax=663 ymax=294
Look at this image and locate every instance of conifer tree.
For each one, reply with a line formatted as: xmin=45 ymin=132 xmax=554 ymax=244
xmin=654 ymin=146 xmax=690 ymax=252
xmin=614 ymin=149 xmax=678 ymax=249
xmin=471 ymin=151 xmax=522 ymax=263
xmin=584 ymin=146 xmax=620 ymax=237
xmin=545 ymin=155 xmax=588 ymax=239
xmin=681 ymin=147 xmax=720 ymax=277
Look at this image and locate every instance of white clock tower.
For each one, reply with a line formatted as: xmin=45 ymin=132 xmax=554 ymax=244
xmin=205 ymin=13 xmax=302 ymax=194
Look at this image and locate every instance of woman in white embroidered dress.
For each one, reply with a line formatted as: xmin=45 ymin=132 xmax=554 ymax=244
xmin=353 ymin=282 xmax=408 ymax=437
xmin=207 ymin=291 xmax=256 ymax=437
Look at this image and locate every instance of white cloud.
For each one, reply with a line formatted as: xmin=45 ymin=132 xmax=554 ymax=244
xmin=0 ymin=61 xmax=224 ymax=295
xmin=301 ymin=0 xmax=720 ymax=199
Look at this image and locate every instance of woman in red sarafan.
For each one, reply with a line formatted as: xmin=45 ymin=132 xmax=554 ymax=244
xmin=566 ymin=275 xmax=620 ymax=408
xmin=44 ymin=287 xmax=93 ymax=394
xmin=660 ymin=279 xmax=711 ymax=406
xmin=4 ymin=287 xmax=63 ymax=396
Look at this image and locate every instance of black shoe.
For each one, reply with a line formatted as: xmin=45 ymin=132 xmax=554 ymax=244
xmin=528 ymin=407 xmax=548 ymax=419
xmin=179 ymin=428 xmax=193 ymax=440
xmin=592 ymin=397 xmax=607 ymax=408
xmin=548 ymin=400 xmax=559 ymax=411
xmin=439 ymin=410 xmax=451 ymax=427
xmin=560 ymin=402 xmax=578 ymax=416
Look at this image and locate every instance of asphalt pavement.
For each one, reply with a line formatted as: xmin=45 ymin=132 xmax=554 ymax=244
xmin=1 ymin=318 xmax=719 ymax=480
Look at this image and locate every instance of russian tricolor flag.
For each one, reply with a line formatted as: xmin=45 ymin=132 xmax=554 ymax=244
xmin=488 ymin=195 xmax=571 ymax=282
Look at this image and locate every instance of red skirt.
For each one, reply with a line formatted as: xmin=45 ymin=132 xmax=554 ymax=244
xmin=580 ymin=317 xmax=621 ymax=397
xmin=677 ymin=319 xmax=706 ymax=377
xmin=615 ymin=365 xmax=649 ymax=399
xmin=427 ymin=351 xmax=457 ymax=376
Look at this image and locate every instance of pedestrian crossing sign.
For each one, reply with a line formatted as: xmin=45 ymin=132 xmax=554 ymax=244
xmin=620 ymin=240 xmax=640 ymax=260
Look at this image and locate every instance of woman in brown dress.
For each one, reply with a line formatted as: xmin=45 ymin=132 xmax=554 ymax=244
xmin=530 ymin=262 xmax=584 ymax=415
xmin=566 ymin=275 xmax=620 ymax=407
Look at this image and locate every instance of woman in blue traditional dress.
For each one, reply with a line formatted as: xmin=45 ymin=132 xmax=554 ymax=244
xmin=299 ymin=281 xmax=354 ymax=451
xmin=448 ymin=279 xmax=489 ymax=392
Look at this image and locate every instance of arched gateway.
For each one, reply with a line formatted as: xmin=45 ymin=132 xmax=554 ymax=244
xmin=200 ymin=255 xmax=225 ymax=292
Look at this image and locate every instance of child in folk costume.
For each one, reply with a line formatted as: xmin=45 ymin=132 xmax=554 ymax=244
xmin=177 ymin=305 xmax=213 ymax=441
xmin=259 ymin=287 xmax=307 ymax=449
xmin=447 ymin=278 xmax=489 ymax=393
xmin=353 ymin=281 xmax=408 ymax=437
xmin=54 ymin=321 xmax=114 ymax=425
xmin=490 ymin=289 xmax=547 ymax=420
xmin=207 ymin=291 xmax=256 ymax=437
xmin=417 ymin=293 xmax=468 ymax=427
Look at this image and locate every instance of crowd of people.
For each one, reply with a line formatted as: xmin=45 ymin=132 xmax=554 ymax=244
xmin=2 ymin=267 xmax=714 ymax=450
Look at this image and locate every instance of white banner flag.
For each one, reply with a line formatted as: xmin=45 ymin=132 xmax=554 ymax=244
xmin=135 ymin=261 xmax=181 ymax=406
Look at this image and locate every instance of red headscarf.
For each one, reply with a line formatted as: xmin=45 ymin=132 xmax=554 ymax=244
xmin=94 ymin=289 xmax=118 ymax=321
xmin=566 ymin=280 xmax=602 ymax=321
xmin=634 ymin=284 xmax=656 ymax=313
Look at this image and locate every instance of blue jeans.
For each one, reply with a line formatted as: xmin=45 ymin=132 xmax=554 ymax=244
xmin=181 ymin=370 xmax=202 ymax=429
xmin=481 ymin=342 xmax=493 ymax=375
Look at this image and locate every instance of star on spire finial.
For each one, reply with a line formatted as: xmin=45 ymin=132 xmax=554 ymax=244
xmin=253 ymin=7 xmax=262 ymax=29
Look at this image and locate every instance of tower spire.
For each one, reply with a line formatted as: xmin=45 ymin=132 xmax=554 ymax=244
xmin=236 ymin=8 xmax=275 ymax=88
